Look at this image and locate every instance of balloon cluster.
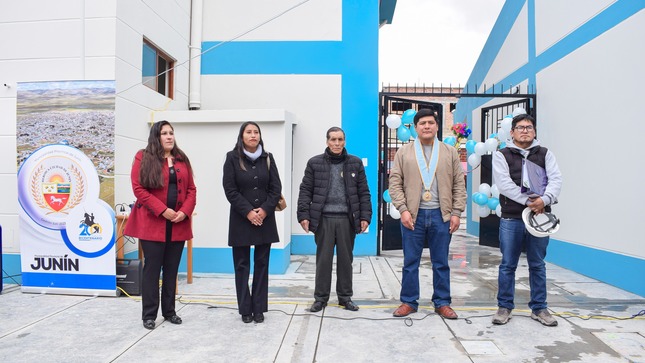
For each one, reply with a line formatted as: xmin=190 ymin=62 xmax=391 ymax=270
xmin=384 ymin=109 xmax=421 ymax=219
xmin=386 ymin=109 xmax=418 ymax=143
xmin=381 ymin=189 xmax=401 ymax=219
xmin=472 ymin=183 xmax=502 ymax=218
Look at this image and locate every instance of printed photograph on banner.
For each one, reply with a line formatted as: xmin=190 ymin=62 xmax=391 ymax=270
xmin=16 ymin=80 xmax=115 ymax=206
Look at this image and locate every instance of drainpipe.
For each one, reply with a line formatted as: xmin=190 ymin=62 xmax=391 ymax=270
xmin=188 ymin=0 xmax=203 ymax=110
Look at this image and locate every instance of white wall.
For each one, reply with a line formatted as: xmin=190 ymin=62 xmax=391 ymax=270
xmin=536 ymin=9 xmax=645 ymax=258
xmin=114 ymin=0 xmax=192 ymax=254
xmin=203 ymin=0 xmax=342 ymax=41
xmin=201 ymin=74 xmax=342 ymax=239
xmin=151 ymin=110 xmax=295 ymax=249
xmin=468 ymin=2 xmax=645 ymax=263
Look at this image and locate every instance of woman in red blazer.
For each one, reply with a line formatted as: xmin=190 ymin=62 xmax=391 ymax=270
xmin=125 ymin=120 xmax=197 ymax=330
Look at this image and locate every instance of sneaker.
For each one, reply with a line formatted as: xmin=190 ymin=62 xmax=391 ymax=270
xmin=531 ymin=309 xmax=558 ymax=326
xmin=492 ymin=307 xmax=512 ymax=325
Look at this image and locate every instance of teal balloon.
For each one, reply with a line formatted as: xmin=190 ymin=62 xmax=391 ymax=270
xmin=443 ymin=136 xmax=457 ymax=146
xmin=489 ymin=133 xmax=497 ymax=139
xmin=383 ymin=189 xmax=392 ymax=203
xmin=397 ymin=125 xmax=411 ymax=142
xmin=465 ymin=140 xmax=477 ymax=154
xmin=401 ymin=109 xmax=417 ymax=124
xmin=487 ymin=197 xmax=500 ymax=210
xmin=409 ymin=124 xmax=418 ymax=138
xmin=473 ymin=192 xmax=488 ymax=206
xmin=499 ymin=142 xmax=507 ymax=149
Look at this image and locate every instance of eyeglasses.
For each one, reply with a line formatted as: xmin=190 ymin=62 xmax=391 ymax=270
xmin=513 ymin=125 xmax=534 ymax=132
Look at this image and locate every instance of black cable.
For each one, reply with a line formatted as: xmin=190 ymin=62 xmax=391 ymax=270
xmin=177 ymin=298 xmax=645 ymax=324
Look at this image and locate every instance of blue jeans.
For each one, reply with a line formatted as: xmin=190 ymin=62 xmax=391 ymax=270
xmin=497 ymin=218 xmax=549 ymax=312
xmin=400 ymin=208 xmax=452 ymax=309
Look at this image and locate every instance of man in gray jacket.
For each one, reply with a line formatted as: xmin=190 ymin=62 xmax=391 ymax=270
xmin=297 ymin=127 xmax=372 ymax=313
xmin=492 ymin=113 xmax=562 ymax=327
xmin=389 ymin=109 xmax=466 ymax=319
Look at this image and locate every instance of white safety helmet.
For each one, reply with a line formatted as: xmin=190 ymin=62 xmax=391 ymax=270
xmin=522 ymin=207 xmax=560 ymax=237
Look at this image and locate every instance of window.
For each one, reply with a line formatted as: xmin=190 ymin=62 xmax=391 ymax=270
xmin=142 ymin=39 xmax=174 ymax=98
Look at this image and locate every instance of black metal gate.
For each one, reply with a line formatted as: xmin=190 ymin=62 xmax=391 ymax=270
xmin=479 ymin=98 xmax=536 ymax=248
xmin=377 ymin=85 xmax=536 ymax=253
xmin=378 ymin=95 xmax=444 ymax=251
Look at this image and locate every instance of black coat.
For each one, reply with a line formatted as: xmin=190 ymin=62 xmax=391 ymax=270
xmin=223 ymin=150 xmax=282 ymax=246
xmin=297 ymin=150 xmax=372 ymax=233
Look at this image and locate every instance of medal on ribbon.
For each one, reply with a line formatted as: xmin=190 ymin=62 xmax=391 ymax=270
xmin=414 ymin=138 xmax=440 ymax=201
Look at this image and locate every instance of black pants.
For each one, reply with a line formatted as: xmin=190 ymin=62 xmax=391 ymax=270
xmin=232 ymin=244 xmax=271 ymax=315
xmin=140 ymin=240 xmax=185 ymax=320
xmin=314 ymin=215 xmax=356 ymax=303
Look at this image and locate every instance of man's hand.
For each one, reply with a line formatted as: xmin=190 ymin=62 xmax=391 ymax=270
xmin=401 ymin=210 xmax=414 ymax=230
xmin=527 ymin=197 xmax=545 ymax=214
xmin=449 ymin=215 xmax=460 ymax=234
xmin=300 ymin=219 xmax=310 ymax=233
xmin=360 ymin=220 xmax=369 ymax=233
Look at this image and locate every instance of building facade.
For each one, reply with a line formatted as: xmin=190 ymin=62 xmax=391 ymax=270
xmin=455 ymin=0 xmax=645 ymax=296
xmin=1 ymin=0 xmax=396 ymax=280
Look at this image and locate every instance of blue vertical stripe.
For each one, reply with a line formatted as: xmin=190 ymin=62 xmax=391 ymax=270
xmin=201 ymin=0 xmax=379 ymax=257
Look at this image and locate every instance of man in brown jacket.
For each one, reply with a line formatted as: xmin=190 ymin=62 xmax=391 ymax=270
xmin=389 ymin=108 xmax=466 ymax=319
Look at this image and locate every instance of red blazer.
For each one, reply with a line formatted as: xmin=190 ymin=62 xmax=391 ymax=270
xmin=124 ymin=150 xmax=197 ymax=242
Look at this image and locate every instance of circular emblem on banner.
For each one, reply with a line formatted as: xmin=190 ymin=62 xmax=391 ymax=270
xmin=18 ymin=144 xmax=100 ymax=230
xmin=61 ymin=200 xmax=115 ymax=258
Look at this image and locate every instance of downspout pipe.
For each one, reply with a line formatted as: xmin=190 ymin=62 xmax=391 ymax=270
xmin=188 ymin=0 xmax=203 ymax=110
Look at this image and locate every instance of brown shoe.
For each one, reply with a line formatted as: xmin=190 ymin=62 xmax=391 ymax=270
xmin=393 ymin=304 xmax=417 ymax=317
xmin=434 ymin=305 xmax=458 ymax=319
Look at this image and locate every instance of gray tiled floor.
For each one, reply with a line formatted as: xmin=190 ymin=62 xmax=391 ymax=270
xmin=1 ymin=227 xmax=644 ymax=362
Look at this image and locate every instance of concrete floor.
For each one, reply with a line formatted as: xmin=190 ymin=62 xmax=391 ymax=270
xmin=1 ymin=228 xmax=644 ymax=362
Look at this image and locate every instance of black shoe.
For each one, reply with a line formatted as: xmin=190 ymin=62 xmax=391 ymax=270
xmin=143 ymin=319 xmax=155 ymax=330
xmin=254 ymin=313 xmax=264 ymax=323
xmin=241 ymin=314 xmax=253 ymax=323
xmin=164 ymin=315 xmax=182 ymax=325
xmin=340 ymin=300 xmax=359 ymax=311
xmin=310 ymin=301 xmax=327 ymax=312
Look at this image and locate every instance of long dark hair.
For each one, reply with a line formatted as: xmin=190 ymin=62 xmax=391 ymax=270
xmin=139 ymin=120 xmax=193 ymax=189
xmin=234 ymin=121 xmax=266 ymax=171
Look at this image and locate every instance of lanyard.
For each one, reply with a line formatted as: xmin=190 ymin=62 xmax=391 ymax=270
xmin=414 ymin=138 xmax=440 ymax=201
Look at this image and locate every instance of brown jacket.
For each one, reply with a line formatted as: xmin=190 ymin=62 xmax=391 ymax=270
xmin=389 ymin=140 xmax=466 ymax=223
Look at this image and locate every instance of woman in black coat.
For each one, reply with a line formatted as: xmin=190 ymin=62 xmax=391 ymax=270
xmin=223 ymin=121 xmax=282 ymax=324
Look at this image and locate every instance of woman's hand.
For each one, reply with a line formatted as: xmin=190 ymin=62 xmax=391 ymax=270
xmin=171 ymin=211 xmax=187 ymax=223
xmin=247 ymin=209 xmax=263 ymax=226
xmin=162 ymin=208 xmax=177 ymax=221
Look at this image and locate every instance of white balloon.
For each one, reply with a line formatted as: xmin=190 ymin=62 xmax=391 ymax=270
xmin=501 ymin=117 xmax=512 ymax=133
xmin=467 ymin=153 xmax=481 ymax=167
xmin=389 ymin=204 xmax=401 ymax=219
xmin=485 ymin=138 xmax=499 ymax=152
xmin=386 ymin=114 xmax=402 ymax=129
xmin=477 ymin=205 xmax=491 ymax=218
xmin=497 ymin=128 xmax=509 ymax=142
xmin=495 ymin=204 xmax=502 ymax=216
xmin=474 ymin=142 xmax=486 ymax=156
xmin=512 ymin=107 xmax=526 ymax=117
xmin=491 ymin=184 xmax=500 ymax=198
xmin=478 ymin=183 xmax=491 ymax=197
